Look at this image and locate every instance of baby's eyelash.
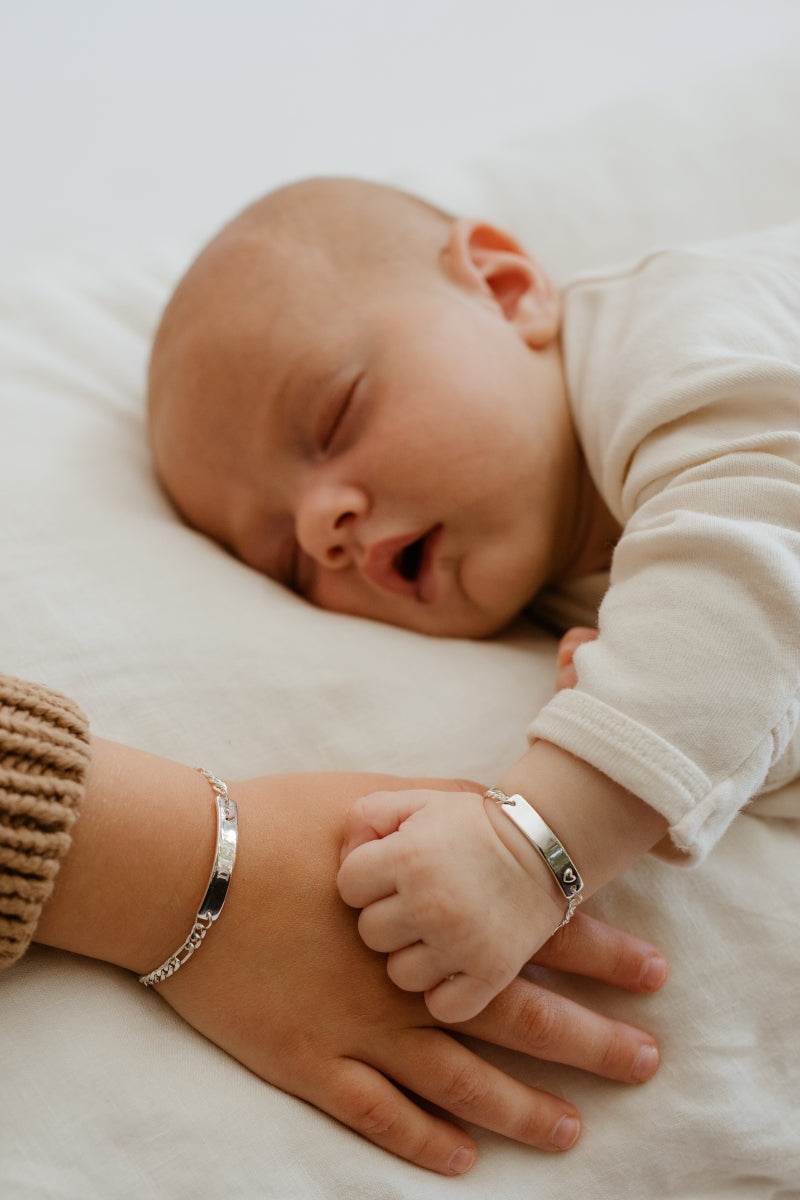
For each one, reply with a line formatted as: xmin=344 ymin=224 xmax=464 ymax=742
xmin=321 ymin=394 xmax=350 ymax=450
xmin=320 ymin=379 xmax=358 ymax=451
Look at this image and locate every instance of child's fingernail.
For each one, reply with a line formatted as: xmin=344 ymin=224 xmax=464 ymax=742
xmin=632 ymin=1044 xmax=660 ymax=1082
xmin=550 ymin=1115 xmax=581 ymax=1150
xmin=640 ymin=954 xmax=668 ymax=991
xmin=448 ymin=1146 xmax=475 ymax=1174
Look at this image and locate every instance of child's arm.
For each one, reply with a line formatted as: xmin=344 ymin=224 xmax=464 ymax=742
xmin=338 ymin=629 xmax=667 ymax=1024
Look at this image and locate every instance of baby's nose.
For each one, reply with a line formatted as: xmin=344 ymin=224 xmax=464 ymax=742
xmin=295 ymin=482 xmax=367 ymax=569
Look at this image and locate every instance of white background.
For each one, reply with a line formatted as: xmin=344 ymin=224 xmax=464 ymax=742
xmin=2 ymin=1 xmax=800 ymax=263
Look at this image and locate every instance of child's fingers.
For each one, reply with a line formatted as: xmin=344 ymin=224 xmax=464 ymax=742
xmin=556 ymin=626 xmax=598 ymax=667
xmin=463 ymin=976 xmax=660 ymax=1086
xmin=556 ymin=627 xmax=599 ymax=691
xmin=337 ymin=836 xmax=399 ymax=907
xmin=388 ymin=947 xmax=512 ymax=1025
xmin=306 ymin=1026 xmax=585 ymax=1170
xmin=383 ymin=1028 xmax=583 ymax=1155
xmin=320 ymin=1055 xmax=478 ymax=1175
xmin=357 ymin=894 xmax=422 ymax=953
xmin=425 ymin=973 xmax=499 ymax=1024
xmin=531 ymin=912 xmax=669 ymax=994
xmin=387 ymin=942 xmax=458 ymax=994
xmin=555 ymin=662 xmax=579 ymax=691
xmin=339 ymin=789 xmax=431 ymax=861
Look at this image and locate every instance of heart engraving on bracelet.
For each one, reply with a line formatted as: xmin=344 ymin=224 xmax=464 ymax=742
xmin=562 ymin=867 xmax=577 ymax=884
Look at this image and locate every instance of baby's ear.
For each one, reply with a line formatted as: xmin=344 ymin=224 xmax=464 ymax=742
xmin=442 ymin=219 xmax=560 ymax=347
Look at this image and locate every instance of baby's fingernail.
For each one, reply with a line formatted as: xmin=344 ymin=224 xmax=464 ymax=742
xmin=448 ymin=1146 xmax=475 ymax=1175
xmin=632 ymin=1043 xmax=660 ymax=1082
xmin=550 ymin=1115 xmax=581 ymax=1150
xmin=640 ymin=954 xmax=668 ymax=991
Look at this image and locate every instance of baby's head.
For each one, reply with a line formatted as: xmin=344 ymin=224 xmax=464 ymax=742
xmin=148 ymin=176 xmax=590 ymax=637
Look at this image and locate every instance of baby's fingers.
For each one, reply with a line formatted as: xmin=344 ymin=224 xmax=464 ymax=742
xmin=556 ymin=626 xmax=598 ymax=691
xmin=556 ymin=626 xmax=598 ymax=667
xmin=358 ymin=894 xmax=420 ymax=953
xmin=337 ymin=836 xmax=399 ymax=908
xmin=385 ymin=943 xmax=509 ymax=1023
xmin=425 ymin=973 xmax=502 ymax=1024
xmin=340 ymin=789 xmax=430 ymax=861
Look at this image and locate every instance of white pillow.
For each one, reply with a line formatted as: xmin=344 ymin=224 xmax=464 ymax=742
xmin=2 ymin=57 xmax=800 ymax=1199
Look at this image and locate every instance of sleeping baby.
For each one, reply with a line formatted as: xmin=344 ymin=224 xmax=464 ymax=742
xmin=148 ymin=177 xmax=800 ymax=1024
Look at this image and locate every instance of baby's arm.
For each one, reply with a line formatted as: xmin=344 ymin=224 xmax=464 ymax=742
xmin=337 ymin=628 xmax=666 ymax=1023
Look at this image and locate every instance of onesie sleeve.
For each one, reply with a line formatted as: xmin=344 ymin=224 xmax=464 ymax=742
xmin=0 ymin=675 xmax=91 ymax=968
xmin=531 ymin=224 xmax=800 ymax=863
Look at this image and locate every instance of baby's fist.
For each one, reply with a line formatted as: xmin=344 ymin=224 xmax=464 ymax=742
xmin=556 ymin=626 xmax=598 ymax=691
xmin=337 ymin=788 xmax=561 ymax=1023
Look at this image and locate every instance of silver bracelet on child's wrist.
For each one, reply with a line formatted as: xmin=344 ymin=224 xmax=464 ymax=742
xmin=139 ymin=768 xmax=238 ymax=987
xmin=485 ymin=787 xmax=584 ymax=929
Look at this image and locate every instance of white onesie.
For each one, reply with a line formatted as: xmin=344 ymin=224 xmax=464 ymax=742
xmin=530 ymin=222 xmax=800 ymax=862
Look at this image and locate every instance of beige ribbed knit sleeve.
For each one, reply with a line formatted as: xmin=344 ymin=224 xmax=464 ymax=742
xmin=0 ymin=675 xmax=91 ymax=969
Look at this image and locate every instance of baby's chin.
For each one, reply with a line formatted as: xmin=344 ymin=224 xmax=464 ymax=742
xmin=366 ymin=601 xmax=525 ymax=641
xmin=310 ymin=569 xmax=533 ymax=639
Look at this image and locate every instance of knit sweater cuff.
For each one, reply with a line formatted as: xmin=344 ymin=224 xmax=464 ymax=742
xmin=0 ymin=677 xmax=91 ymax=969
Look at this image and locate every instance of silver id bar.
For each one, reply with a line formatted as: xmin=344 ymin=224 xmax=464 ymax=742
xmin=485 ymin=787 xmax=583 ymax=901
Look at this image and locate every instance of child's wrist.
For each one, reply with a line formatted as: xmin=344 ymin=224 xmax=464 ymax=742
xmin=486 ymin=786 xmax=585 ymax=926
xmin=482 ymin=792 xmax=568 ymax=925
xmin=494 ymin=740 xmax=668 ymax=897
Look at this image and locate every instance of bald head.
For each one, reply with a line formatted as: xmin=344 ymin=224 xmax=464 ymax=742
xmin=147 ymin=178 xmax=452 ymax=510
xmin=230 ymin=176 xmax=453 ymax=275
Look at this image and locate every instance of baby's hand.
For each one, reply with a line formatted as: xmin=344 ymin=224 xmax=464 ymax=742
xmin=337 ymin=788 xmax=564 ymax=1023
xmin=556 ymin=626 xmax=598 ymax=691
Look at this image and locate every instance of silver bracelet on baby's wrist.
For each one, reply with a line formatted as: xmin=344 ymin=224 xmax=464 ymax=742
xmin=485 ymin=787 xmax=584 ymax=929
xmin=139 ymin=768 xmax=238 ymax=987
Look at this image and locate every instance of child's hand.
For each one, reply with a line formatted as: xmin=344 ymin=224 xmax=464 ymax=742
xmin=556 ymin=626 xmax=598 ymax=690
xmin=337 ymin=787 xmax=565 ymax=1023
xmin=338 ymin=628 xmax=603 ymax=1025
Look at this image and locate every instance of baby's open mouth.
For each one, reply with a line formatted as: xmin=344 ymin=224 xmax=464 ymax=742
xmin=364 ymin=525 xmax=442 ymax=602
xmin=395 ymin=524 xmax=442 ymax=602
xmin=395 ymin=534 xmax=427 ymax=582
